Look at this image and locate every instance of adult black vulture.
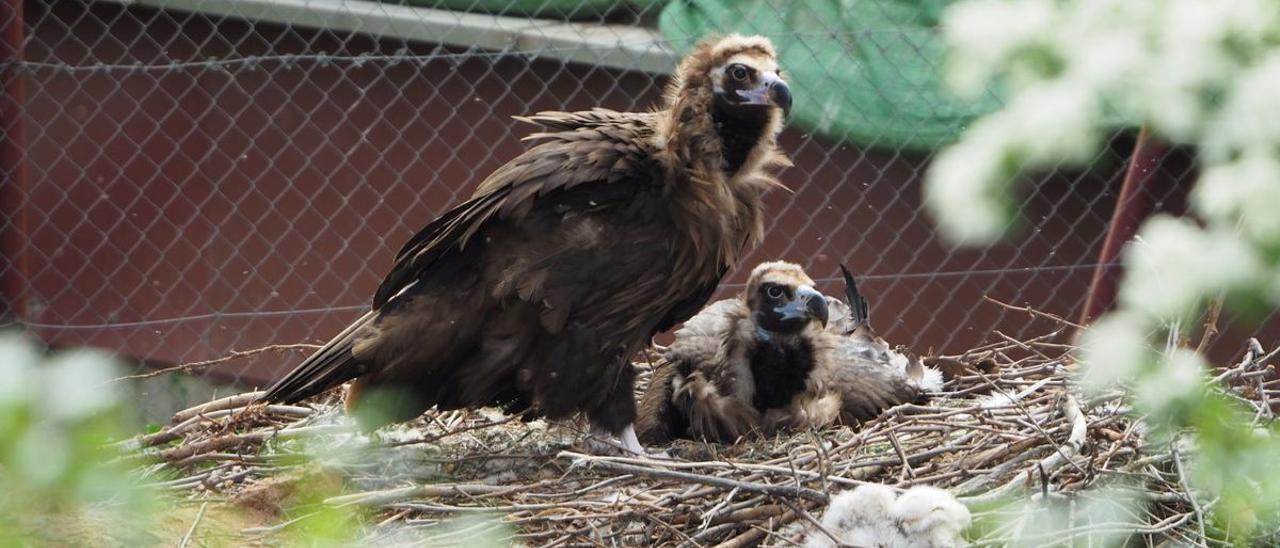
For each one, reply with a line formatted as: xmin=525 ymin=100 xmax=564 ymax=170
xmin=262 ymin=35 xmax=793 ymax=455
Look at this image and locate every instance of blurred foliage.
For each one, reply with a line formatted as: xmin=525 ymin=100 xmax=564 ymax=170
xmin=276 ymin=468 xmax=365 ymax=546
xmin=928 ymin=0 xmax=1280 ymax=544
xmin=0 ymin=331 xmax=158 ymax=545
xmin=0 ymin=331 xmax=370 ymax=545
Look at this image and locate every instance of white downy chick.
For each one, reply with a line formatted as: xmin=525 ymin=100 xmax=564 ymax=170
xmin=805 ymin=484 xmax=900 ymax=548
xmin=803 ymin=484 xmax=971 ymax=548
xmin=891 ymin=486 xmax=972 ymax=547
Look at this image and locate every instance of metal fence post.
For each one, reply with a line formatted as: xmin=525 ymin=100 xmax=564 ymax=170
xmin=1078 ymin=127 xmax=1167 ymax=327
xmin=0 ymin=0 xmax=28 ymax=322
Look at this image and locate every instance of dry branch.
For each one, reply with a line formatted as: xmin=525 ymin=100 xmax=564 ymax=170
xmin=560 ymin=452 xmax=829 ymax=503
xmin=112 ymin=344 xmax=322 ymax=382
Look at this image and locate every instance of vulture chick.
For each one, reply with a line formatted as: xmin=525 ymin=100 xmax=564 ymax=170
xmin=636 ymin=262 xmax=940 ymax=444
xmin=261 ymin=35 xmax=793 ymax=455
xmin=798 ymin=484 xmax=971 ymax=548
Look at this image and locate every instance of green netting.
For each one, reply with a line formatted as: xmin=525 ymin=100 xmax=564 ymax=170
xmin=658 ymin=0 xmax=1002 ymax=151
xmin=396 ymin=0 xmax=663 ymax=19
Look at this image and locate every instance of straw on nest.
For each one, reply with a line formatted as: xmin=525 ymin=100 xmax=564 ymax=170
xmin=121 ymin=308 xmax=1278 ymax=547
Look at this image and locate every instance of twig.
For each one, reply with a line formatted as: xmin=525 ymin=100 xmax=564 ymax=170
xmin=331 ymin=481 xmax=556 ymax=507
xmin=984 ymin=296 xmax=1085 ymax=329
xmin=700 ymin=487 xmax=738 ymax=532
xmin=1172 ymin=443 xmax=1208 ymax=547
xmin=973 ymin=370 xmax=1085 ymax=476
xmin=1195 ymin=298 xmax=1223 ymax=355
xmin=556 ymin=452 xmax=878 ymax=489
xmin=242 ymin=511 xmax=321 ymax=536
xmin=154 ymin=423 xmax=355 ymax=465
xmin=385 ymin=415 xmax=521 ymax=447
xmin=117 ymin=404 xmax=314 ymax=451
xmin=960 ymin=394 xmax=1086 ymax=503
xmin=978 ymin=512 xmax=1193 ymax=545
xmin=561 ymin=452 xmax=829 ymax=504
xmin=112 ymin=344 xmax=321 ymax=382
xmin=778 ymin=499 xmax=839 ymax=546
xmin=171 ymin=392 xmax=268 ymax=423
xmin=712 ymin=510 xmax=796 ymax=548
xmin=176 ymin=501 xmax=209 ymax=548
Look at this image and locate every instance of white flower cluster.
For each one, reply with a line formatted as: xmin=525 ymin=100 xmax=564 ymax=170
xmin=928 ymin=0 xmax=1280 ymax=251
xmin=929 ymin=3 xmax=1280 ymax=535
xmin=930 ymin=0 xmax=1280 ymax=390
xmin=1194 ymin=149 xmax=1280 ymax=249
xmin=925 ymin=81 xmax=1098 ymax=244
xmin=1119 ymin=215 xmax=1265 ymax=321
xmin=1077 ymin=311 xmax=1154 ymax=393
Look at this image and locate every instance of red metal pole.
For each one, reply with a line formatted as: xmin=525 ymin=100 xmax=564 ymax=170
xmin=1078 ymin=126 xmax=1166 ymax=326
xmin=0 ymin=0 xmax=27 ymax=322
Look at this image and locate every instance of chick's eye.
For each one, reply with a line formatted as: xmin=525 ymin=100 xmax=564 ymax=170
xmin=730 ymin=65 xmax=749 ymax=81
xmin=765 ymin=285 xmax=785 ymax=299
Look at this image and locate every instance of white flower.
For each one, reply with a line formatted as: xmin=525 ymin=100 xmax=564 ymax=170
xmin=993 ymin=82 xmax=1099 ymax=165
xmin=1071 ymin=486 xmax=1141 ymax=547
xmin=13 ymin=427 xmax=72 ymax=489
xmin=1062 ymin=27 xmax=1146 ymax=94
xmin=1194 ymin=148 xmax=1280 ymax=247
xmin=1203 ymin=52 xmax=1280 ymax=160
xmin=943 ymin=0 xmax=1056 ymax=97
xmin=926 ymin=81 xmax=1099 ymax=246
xmin=41 ymin=349 xmax=122 ymax=420
xmin=1119 ymin=216 xmax=1264 ymax=320
xmin=924 ymin=133 xmax=1012 ymax=245
xmin=1138 ymin=0 xmax=1280 ymax=142
xmin=1135 ymin=348 xmax=1206 ymax=416
xmin=1136 ymin=44 xmax=1229 ymax=140
xmin=1161 ymin=0 xmax=1277 ymax=53
xmin=1079 ymin=311 xmax=1155 ymax=393
xmin=0 ymin=332 xmax=39 ymax=405
xmin=1052 ymin=0 xmax=1151 ymax=94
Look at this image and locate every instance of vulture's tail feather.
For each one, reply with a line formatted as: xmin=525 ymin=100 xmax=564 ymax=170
xmin=261 ymin=310 xmax=377 ymax=404
xmin=839 ymin=264 xmax=870 ymax=328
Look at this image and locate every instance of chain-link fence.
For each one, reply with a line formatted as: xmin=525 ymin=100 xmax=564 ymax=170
xmin=0 ymin=0 xmax=1256 ymax=406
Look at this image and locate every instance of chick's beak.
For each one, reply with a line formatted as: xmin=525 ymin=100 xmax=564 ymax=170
xmin=798 ymin=285 xmax=829 ymax=327
xmin=771 ymin=285 xmax=829 ymax=330
xmin=737 ymin=71 xmax=792 ymax=116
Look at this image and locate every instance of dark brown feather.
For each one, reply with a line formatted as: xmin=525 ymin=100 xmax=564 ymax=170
xmin=636 ymin=363 xmax=683 ymax=444
xmin=263 ymin=35 xmax=789 ymax=438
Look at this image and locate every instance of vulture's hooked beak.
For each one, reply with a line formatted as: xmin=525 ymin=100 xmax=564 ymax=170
xmin=736 ymin=71 xmax=792 ymax=117
xmin=775 ymin=285 xmax=828 ymax=328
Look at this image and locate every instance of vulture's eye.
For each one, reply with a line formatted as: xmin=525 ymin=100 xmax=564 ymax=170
xmin=729 ymin=64 xmax=750 ymax=82
xmin=765 ymin=285 xmax=785 ymax=299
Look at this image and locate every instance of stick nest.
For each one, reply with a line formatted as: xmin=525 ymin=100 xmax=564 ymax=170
xmin=121 ymin=323 xmax=1278 ymax=547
